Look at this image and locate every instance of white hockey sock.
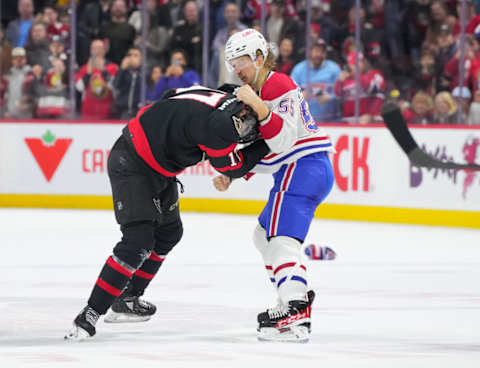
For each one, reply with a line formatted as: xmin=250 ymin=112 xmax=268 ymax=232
xmin=253 ymin=224 xmax=276 ymax=286
xmin=267 ymin=236 xmax=308 ymax=304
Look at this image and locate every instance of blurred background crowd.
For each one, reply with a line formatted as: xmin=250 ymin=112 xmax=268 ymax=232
xmin=1 ymin=0 xmax=480 ymax=124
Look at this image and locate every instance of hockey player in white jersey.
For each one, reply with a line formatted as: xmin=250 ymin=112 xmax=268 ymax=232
xmin=214 ymin=29 xmax=335 ymax=342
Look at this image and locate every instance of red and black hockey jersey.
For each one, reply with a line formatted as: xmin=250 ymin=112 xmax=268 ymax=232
xmin=124 ymin=86 xmax=269 ymax=178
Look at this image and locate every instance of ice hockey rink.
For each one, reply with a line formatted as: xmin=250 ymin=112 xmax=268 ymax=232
xmin=1 ymin=208 xmax=479 ymax=368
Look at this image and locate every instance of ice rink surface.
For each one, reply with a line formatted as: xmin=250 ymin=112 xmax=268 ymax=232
xmin=1 ymin=208 xmax=479 ymax=368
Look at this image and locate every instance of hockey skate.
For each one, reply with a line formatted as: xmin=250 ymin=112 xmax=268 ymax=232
xmin=64 ymin=306 xmax=99 ymax=341
xmin=257 ymin=290 xmax=315 ymax=343
xmin=104 ymin=288 xmax=156 ymax=323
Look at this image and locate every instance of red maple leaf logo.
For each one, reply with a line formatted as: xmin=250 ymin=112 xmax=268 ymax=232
xmin=25 ymin=130 xmax=72 ymax=182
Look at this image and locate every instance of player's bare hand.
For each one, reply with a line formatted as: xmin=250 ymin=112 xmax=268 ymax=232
xmin=212 ymin=175 xmax=232 ymax=191
xmin=237 ymin=85 xmax=261 ymax=105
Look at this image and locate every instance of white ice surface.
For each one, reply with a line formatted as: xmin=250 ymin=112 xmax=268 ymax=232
xmin=1 ymin=209 xmax=479 ymax=367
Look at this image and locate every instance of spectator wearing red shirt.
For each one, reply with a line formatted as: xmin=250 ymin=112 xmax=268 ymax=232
xmin=44 ymin=6 xmax=70 ymax=42
xmin=334 ymin=52 xmax=386 ymax=123
xmin=75 ymin=39 xmax=119 ymax=119
xmin=402 ymin=91 xmax=435 ymax=124
xmin=453 ymin=0 xmax=480 ymax=36
xmin=275 ymin=37 xmax=295 ymax=75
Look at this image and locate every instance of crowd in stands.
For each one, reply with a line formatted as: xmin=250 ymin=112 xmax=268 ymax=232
xmin=1 ymin=0 xmax=480 ymax=124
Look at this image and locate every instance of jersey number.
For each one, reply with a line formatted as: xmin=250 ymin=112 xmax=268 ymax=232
xmin=170 ymin=88 xmax=226 ymax=107
xmin=300 ymin=97 xmax=317 ymax=132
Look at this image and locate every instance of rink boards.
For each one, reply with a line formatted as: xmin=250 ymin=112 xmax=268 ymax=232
xmin=0 ymin=120 xmax=479 ymax=228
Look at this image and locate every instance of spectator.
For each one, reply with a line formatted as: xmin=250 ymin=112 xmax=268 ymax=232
xmin=434 ymin=24 xmax=457 ymax=92
xmin=170 ymin=0 xmax=202 ymax=73
xmin=209 ymin=3 xmax=247 ymax=87
xmin=99 ymin=0 xmax=136 ymax=65
xmin=3 ymin=47 xmax=32 ymax=119
xmin=25 ymin=59 xmax=69 ymax=118
xmin=453 ymin=0 xmax=480 ymax=36
xmin=334 ymin=52 xmax=386 ymax=123
xmin=402 ymin=91 xmax=435 ymax=124
xmin=414 ymin=49 xmax=436 ymax=95
xmin=452 ymin=86 xmax=472 ymax=123
xmin=290 ymin=38 xmax=341 ymax=122
xmin=5 ymin=0 xmax=35 ymax=47
xmin=146 ymin=65 xmax=163 ymax=102
xmin=43 ymin=5 xmax=70 ymax=42
xmin=75 ymin=39 xmax=119 ymax=119
xmin=468 ymin=89 xmax=480 ymax=124
xmin=25 ymin=23 xmax=51 ymax=71
xmin=424 ymin=0 xmax=456 ymax=48
xmin=266 ymin=0 xmax=298 ymax=47
xmin=149 ymin=49 xmax=200 ymax=100
xmin=406 ymin=0 xmax=434 ymax=63
xmin=434 ymin=91 xmax=458 ymax=123
xmin=113 ymin=47 xmax=143 ymax=119
xmin=129 ymin=0 xmax=173 ymax=33
xmin=444 ymin=35 xmax=479 ymax=92
xmin=1 ymin=25 xmax=13 ymax=75
xmin=77 ymin=0 xmax=112 ymax=65
xmin=275 ymin=37 xmax=296 ymax=75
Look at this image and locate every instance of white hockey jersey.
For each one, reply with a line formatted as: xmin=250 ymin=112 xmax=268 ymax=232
xmin=251 ymin=72 xmax=334 ymax=174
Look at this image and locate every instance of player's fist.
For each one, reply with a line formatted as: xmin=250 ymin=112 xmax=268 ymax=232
xmin=212 ymin=175 xmax=232 ymax=191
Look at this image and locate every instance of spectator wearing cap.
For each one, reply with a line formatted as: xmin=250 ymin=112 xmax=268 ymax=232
xmin=169 ymin=0 xmax=203 ymax=74
xmin=3 ymin=47 xmax=33 ymax=119
xmin=402 ymin=91 xmax=435 ymax=124
xmin=290 ymin=38 xmax=341 ymax=121
xmin=75 ymin=39 xmax=119 ymax=119
xmin=98 ymin=0 xmax=136 ymax=66
xmin=434 ymin=23 xmax=457 ymax=92
xmin=5 ymin=0 xmax=35 ymax=48
xmin=434 ymin=91 xmax=458 ymax=124
xmin=468 ymin=89 xmax=480 ymax=124
xmin=334 ymin=51 xmax=386 ymax=123
xmin=452 ymin=86 xmax=472 ymax=123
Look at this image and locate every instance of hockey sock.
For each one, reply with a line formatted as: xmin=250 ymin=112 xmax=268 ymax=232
xmin=87 ymin=255 xmax=135 ymax=315
xmin=128 ymin=251 xmax=165 ymax=296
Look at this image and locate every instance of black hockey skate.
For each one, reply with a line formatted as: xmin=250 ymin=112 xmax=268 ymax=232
xmin=64 ymin=306 xmax=100 ymax=340
xmin=257 ymin=290 xmax=315 ymax=343
xmin=104 ymin=285 xmax=156 ymax=323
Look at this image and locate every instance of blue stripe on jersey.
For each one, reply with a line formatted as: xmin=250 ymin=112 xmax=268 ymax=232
xmin=258 ymin=143 xmax=332 ymax=165
xmin=291 ymin=275 xmax=308 ymax=286
xmin=277 ymin=276 xmax=287 ymax=288
xmin=270 ymin=278 xmax=276 ymax=283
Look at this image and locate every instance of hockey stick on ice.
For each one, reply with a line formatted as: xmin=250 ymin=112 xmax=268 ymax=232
xmin=380 ymin=103 xmax=480 ymax=171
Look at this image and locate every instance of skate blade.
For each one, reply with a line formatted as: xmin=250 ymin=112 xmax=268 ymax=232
xmin=64 ymin=324 xmax=92 ymax=341
xmin=257 ymin=326 xmax=310 ymax=343
xmin=104 ymin=311 xmax=151 ymax=323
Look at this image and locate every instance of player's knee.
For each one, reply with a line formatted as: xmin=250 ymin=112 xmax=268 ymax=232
xmin=113 ymin=221 xmax=156 ymax=269
xmin=153 ymin=220 xmax=183 ymax=255
xmin=267 ymin=236 xmax=302 ymax=262
xmin=253 ymin=224 xmax=268 ymax=256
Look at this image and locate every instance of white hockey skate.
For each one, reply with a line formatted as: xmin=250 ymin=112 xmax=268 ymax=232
xmin=257 ymin=290 xmax=314 ymax=343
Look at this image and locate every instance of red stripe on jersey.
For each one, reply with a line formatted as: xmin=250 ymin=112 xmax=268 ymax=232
xmin=128 ymin=116 xmax=182 ymax=177
xmin=260 ymin=72 xmax=297 ymax=101
xmin=274 ymin=262 xmax=296 ymax=276
xmin=149 ymin=252 xmax=165 ymax=262
xmin=134 ymin=269 xmax=155 ymax=280
xmin=300 ymin=265 xmax=306 ymax=271
xmin=198 ymin=143 xmax=237 ymax=157
xmin=106 ymin=256 xmax=133 ymax=277
xmin=265 ymin=265 xmax=273 ymax=270
xmin=259 ymin=113 xmax=283 ymax=140
xmin=96 ymin=278 xmax=122 ymax=297
xmin=262 ymin=136 xmax=329 ymax=160
xmin=281 ymin=163 xmax=295 ymax=191
xmin=270 ymin=192 xmax=282 ymax=236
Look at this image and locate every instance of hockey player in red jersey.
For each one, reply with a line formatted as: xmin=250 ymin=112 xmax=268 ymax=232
xmin=65 ymin=86 xmax=269 ymax=340
xmin=334 ymin=51 xmax=386 ymax=123
xmin=213 ymin=29 xmax=335 ymax=342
